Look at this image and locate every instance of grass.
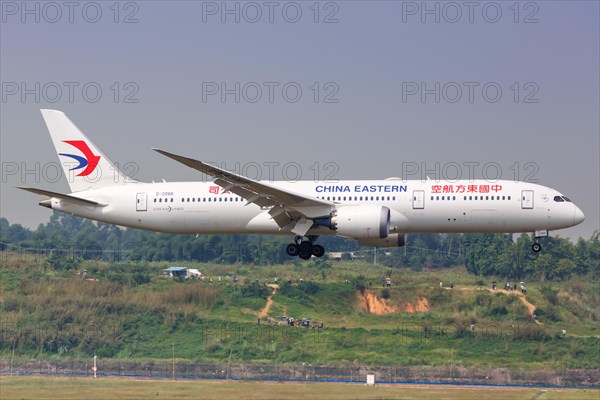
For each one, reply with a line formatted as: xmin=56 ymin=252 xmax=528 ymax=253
xmin=0 ymin=375 xmax=598 ymax=400
xmin=1 ymin=253 xmax=599 ymax=369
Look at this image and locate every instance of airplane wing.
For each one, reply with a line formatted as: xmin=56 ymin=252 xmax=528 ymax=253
xmin=153 ymin=149 xmax=335 ymax=235
xmin=18 ymin=187 xmax=106 ymax=207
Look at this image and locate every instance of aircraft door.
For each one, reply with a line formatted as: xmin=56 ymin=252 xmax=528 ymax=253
xmin=412 ymin=190 xmax=425 ymax=209
xmin=521 ymin=190 xmax=534 ymax=209
xmin=136 ymin=193 xmax=147 ymax=211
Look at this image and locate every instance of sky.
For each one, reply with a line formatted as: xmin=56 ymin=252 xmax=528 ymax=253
xmin=1 ymin=0 xmax=598 ymax=240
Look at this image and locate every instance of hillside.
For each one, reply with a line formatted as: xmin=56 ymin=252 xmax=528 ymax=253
xmin=0 ymin=252 xmax=598 ymax=370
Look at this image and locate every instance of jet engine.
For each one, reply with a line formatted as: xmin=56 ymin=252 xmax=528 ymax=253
xmin=357 ymin=233 xmax=406 ymax=248
xmin=315 ymin=205 xmax=390 ymax=239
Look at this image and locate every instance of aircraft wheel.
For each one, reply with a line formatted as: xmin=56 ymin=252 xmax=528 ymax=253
xmin=299 ymin=241 xmax=314 ymax=254
xmin=532 ymin=243 xmax=542 ymax=253
xmin=312 ymin=244 xmax=325 ymax=258
xmin=299 ymin=250 xmax=312 ymax=260
xmin=286 ymin=243 xmax=299 ymax=257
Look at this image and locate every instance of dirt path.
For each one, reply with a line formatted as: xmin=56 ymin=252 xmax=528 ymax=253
xmin=486 ymin=288 xmax=542 ymax=325
xmin=447 ymin=285 xmax=541 ymax=324
xmin=258 ymin=284 xmax=279 ymax=318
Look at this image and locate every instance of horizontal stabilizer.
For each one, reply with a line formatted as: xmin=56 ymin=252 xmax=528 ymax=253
xmin=17 ymin=187 xmax=105 ymax=207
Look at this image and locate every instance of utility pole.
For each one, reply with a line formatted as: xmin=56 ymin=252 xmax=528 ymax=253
xmin=172 ymin=341 xmax=175 ymax=380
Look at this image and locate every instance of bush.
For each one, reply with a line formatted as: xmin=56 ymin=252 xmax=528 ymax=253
xmin=278 ymin=281 xmax=321 ymax=305
xmin=474 ymin=293 xmax=491 ymax=307
xmin=132 ymin=271 xmax=151 ymax=285
xmin=381 ymin=288 xmax=391 ymax=299
xmin=487 ymin=305 xmax=509 ymax=317
xmin=300 ymin=281 xmax=320 ymax=295
xmin=351 ymin=275 xmax=367 ymax=293
xmin=241 ymin=281 xmax=268 ymax=299
xmin=536 ymin=306 xmax=561 ymax=322
xmin=540 ymin=283 xmax=560 ymax=306
xmin=46 ymin=254 xmax=83 ymax=271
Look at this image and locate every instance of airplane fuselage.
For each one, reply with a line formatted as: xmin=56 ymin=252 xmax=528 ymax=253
xmin=43 ymin=179 xmax=583 ymax=237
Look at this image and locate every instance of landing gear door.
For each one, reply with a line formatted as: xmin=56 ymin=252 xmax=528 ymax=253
xmin=136 ymin=193 xmax=147 ymax=211
xmin=412 ymin=190 xmax=425 ymax=209
xmin=521 ymin=190 xmax=534 ymax=209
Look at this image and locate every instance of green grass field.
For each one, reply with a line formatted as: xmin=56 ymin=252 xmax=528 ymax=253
xmin=1 ymin=254 xmax=598 ymax=380
xmin=0 ymin=376 xmax=598 ymax=400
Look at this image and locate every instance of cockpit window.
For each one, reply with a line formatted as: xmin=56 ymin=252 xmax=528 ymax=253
xmin=562 ymin=196 xmax=572 ymax=202
xmin=553 ymin=196 xmax=564 ymax=202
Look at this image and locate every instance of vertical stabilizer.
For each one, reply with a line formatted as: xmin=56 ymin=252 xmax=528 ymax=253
xmin=40 ymin=109 xmax=133 ymax=192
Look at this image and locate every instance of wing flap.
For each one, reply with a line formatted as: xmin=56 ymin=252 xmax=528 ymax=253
xmin=154 ymin=149 xmax=335 ymax=222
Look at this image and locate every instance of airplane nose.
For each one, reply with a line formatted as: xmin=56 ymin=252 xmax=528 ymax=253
xmin=573 ymin=206 xmax=585 ymax=226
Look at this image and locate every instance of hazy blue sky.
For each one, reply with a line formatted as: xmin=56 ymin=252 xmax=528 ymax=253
xmin=1 ymin=1 xmax=598 ymax=239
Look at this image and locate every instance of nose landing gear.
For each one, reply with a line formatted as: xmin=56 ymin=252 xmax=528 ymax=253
xmin=531 ymin=230 xmax=547 ymax=253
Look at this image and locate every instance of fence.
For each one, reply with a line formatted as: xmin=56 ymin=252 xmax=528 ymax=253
xmin=1 ymin=359 xmax=598 ymax=388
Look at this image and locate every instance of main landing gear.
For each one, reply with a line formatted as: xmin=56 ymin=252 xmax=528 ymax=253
xmin=286 ymin=236 xmax=325 ymax=260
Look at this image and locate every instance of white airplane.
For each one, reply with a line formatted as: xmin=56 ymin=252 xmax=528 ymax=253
xmin=19 ymin=110 xmax=585 ymax=259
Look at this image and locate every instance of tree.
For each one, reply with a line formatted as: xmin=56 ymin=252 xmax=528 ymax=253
xmin=533 ymin=253 xmax=554 ymax=281
xmin=461 ymin=233 xmax=512 ymax=276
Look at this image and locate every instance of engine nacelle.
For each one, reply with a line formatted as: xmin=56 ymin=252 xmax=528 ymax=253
xmin=327 ymin=205 xmax=390 ymax=239
xmin=357 ymin=233 xmax=406 ymax=248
